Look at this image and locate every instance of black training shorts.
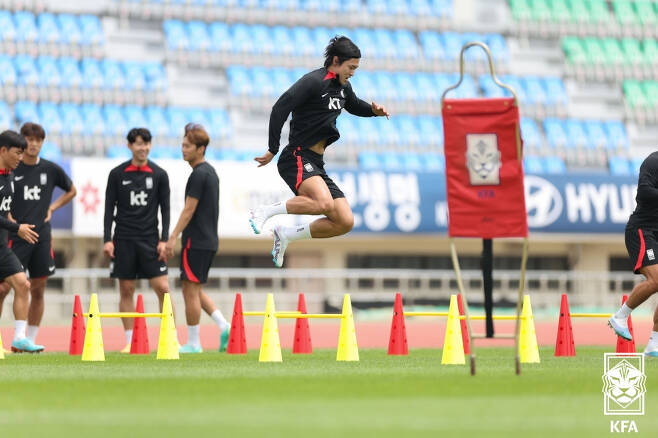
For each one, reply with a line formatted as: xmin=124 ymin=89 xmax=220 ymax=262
xmin=625 ymin=226 xmax=658 ymax=274
xmin=0 ymin=245 xmax=24 ymax=281
xmin=277 ymin=146 xmax=345 ymax=199
xmin=110 ymin=238 xmax=168 ymax=279
xmin=9 ymin=238 xmax=55 ymax=278
xmin=180 ymin=246 xmax=214 ymax=284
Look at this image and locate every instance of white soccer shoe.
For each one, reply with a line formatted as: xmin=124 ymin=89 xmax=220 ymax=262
xmin=249 ymin=206 xmax=268 ymax=235
xmin=271 ymin=225 xmax=289 ymax=268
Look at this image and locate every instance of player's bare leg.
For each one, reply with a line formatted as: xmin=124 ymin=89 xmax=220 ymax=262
xmin=610 ymin=265 xmax=658 ymax=344
xmin=26 ymin=276 xmax=47 ymax=342
xmin=180 ymin=280 xmax=203 ymax=353
xmin=8 ymin=272 xmax=43 ymax=352
xmin=201 ymin=292 xmax=230 ymax=351
xmin=118 ymin=279 xmax=136 ymax=351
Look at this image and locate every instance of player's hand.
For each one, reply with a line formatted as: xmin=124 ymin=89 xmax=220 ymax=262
xmin=103 ymin=241 xmax=115 ymax=259
xmin=44 ymin=207 xmax=54 ymax=223
xmin=17 ymin=224 xmax=38 ymax=244
xmin=165 ymin=237 xmax=176 ymax=259
xmin=371 ymin=101 xmax=390 ymax=119
xmin=254 ymin=151 xmax=274 ymax=167
xmin=157 ymin=241 xmax=168 ymax=262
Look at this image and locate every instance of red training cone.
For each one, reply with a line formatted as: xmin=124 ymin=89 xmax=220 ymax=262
xmin=68 ymin=294 xmax=86 ymax=355
xmin=554 ymin=293 xmax=576 ymax=356
xmin=293 ymin=293 xmax=312 ymax=354
xmin=130 ymin=294 xmax=150 ymax=354
xmin=388 ymin=292 xmax=408 ymax=355
xmin=616 ymin=294 xmax=636 ymax=353
xmin=227 ymin=293 xmax=247 ymax=354
xmin=456 ymin=293 xmax=471 ymax=355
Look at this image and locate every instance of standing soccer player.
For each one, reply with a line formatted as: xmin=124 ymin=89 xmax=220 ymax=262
xmin=610 ymin=151 xmax=658 ymax=357
xmin=250 ymin=36 xmax=389 ymax=267
xmin=0 ymin=123 xmax=76 ymax=349
xmin=104 ymin=128 xmax=172 ymax=352
xmin=165 ymin=123 xmax=229 ymax=353
xmin=0 ymin=130 xmax=41 ymax=352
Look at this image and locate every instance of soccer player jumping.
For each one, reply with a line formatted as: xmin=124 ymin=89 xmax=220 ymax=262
xmin=251 ymin=36 xmax=389 ymax=267
xmin=610 ymin=152 xmax=658 ymax=357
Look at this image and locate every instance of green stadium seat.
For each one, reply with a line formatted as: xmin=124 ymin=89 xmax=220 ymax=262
xmin=510 ymin=0 xmax=532 ymax=20
xmin=612 ymin=0 xmax=641 ymax=25
xmin=587 ymin=0 xmax=612 ymax=23
xmin=634 ymin=1 xmax=658 ymax=26
xmin=621 ymin=38 xmax=644 ymax=65
xmin=623 ymin=80 xmax=648 ymax=108
xmin=600 ymin=38 xmax=625 ymax=65
xmin=562 ymin=36 xmax=587 ymax=63
xmin=644 ymin=81 xmax=658 ymax=108
xmin=642 ymin=38 xmax=658 ymax=64
xmin=582 ymin=37 xmax=606 ymax=64
xmin=567 ymin=0 xmax=590 ymax=22
xmin=550 ymin=0 xmax=573 ymax=22
xmin=530 ymin=0 xmax=552 ymax=21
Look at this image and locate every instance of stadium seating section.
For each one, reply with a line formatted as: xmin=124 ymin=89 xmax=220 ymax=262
xmin=0 ymin=1 xmax=652 ymax=175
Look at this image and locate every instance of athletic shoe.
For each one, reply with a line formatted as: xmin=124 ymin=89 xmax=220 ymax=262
xmin=178 ymin=343 xmax=203 ymax=354
xmin=644 ymin=350 xmax=658 ymax=357
xmin=608 ymin=316 xmax=633 ymax=341
xmin=219 ymin=326 xmax=230 ymax=352
xmin=120 ymin=344 xmax=131 ymax=354
xmin=11 ymin=337 xmax=45 ymax=353
xmin=249 ymin=206 xmax=268 ymax=235
xmin=271 ymin=225 xmax=289 ymax=268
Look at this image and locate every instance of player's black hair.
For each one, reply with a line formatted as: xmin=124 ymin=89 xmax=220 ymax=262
xmin=323 ymin=36 xmax=361 ymax=68
xmin=0 ymin=130 xmax=27 ymax=150
xmin=127 ymin=127 xmax=152 ymax=144
xmin=20 ymin=122 xmax=45 ymax=140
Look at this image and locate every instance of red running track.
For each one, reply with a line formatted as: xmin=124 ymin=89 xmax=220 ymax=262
xmin=1 ymin=319 xmax=654 ymax=352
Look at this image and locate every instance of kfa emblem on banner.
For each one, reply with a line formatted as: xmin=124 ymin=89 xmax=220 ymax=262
xmin=466 ymin=133 xmax=501 ymax=186
xmin=602 ymin=353 xmax=646 ymax=415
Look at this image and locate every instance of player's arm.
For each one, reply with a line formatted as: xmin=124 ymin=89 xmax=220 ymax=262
xmin=636 ymin=158 xmax=658 ymax=203
xmin=255 ymin=74 xmax=318 ymax=167
xmin=45 ymin=184 xmax=76 ymax=222
xmin=165 ymin=196 xmax=199 ymax=258
xmin=157 ymin=171 xmax=171 ymax=261
xmin=344 ymin=83 xmax=389 ymax=119
xmin=0 ymin=216 xmax=37 ymax=244
xmin=103 ymin=170 xmax=117 ymax=258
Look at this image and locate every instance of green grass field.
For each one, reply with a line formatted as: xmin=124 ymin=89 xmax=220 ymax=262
xmin=0 ymin=347 xmax=655 ymax=437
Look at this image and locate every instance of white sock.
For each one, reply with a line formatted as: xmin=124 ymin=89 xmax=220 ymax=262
xmin=125 ymin=329 xmax=133 ymax=345
xmin=614 ymin=303 xmax=632 ymax=320
xmin=211 ymin=309 xmax=229 ymax=332
xmin=27 ymin=325 xmax=39 ymax=342
xmin=646 ymin=331 xmax=658 ymax=351
xmin=282 ymin=223 xmax=312 ymax=242
xmin=14 ymin=320 xmax=27 ymax=341
xmin=187 ymin=324 xmax=200 ymax=347
xmin=265 ymin=201 xmax=288 ymax=218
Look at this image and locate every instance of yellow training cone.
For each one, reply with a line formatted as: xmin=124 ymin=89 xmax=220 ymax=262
xmin=519 ymin=294 xmax=540 ymax=363
xmin=0 ymin=331 xmax=4 ymax=359
xmin=336 ymin=294 xmax=359 ymax=361
xmin=259 ymin=293 xmax=282 ymax=362
xmin=157 ymin=293 xmax=179 ymax=360
xmin=82 ymin=293 xmax=105 ymax=361
xmin=441 ymin=294 xmax=465 ymax=365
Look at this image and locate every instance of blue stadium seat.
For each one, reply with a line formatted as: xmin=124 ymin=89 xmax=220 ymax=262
xmin=209 ymin=22 xmax=231 ymax=52
xmin=80 ymin=104 xmax=106 ymax=135
xmin=231 ymin=23 xmax=256 ymax=54
xmin=583 ymin=120 xmax=610 ymax=149
xmin=631 ymin=157 xmax=643 ymax=175
xmin=417 ymin=115 xmax=443 ymax=148
xmin=522 ymin=76 xmax=548 ymax=107
xmin=291 ymin=26 xmax=314 ymax=56
xmin=354 ymin=28 xmax=378 ymax=58
xmin=13 ymin=55 xmax=39 ymax=86
xmin=37 ymin=13 xmax=60 ymax=44
xmin=15 ymin=101 xmax=39 ymax=125
xmin=272 ymin=25 xmax=294 ymax=56
xmin=166 ymin=107 xmax=189 ymax=136
xmin=544 ymin=156 xmax=567 ymax=174
xmin=419 ymin=31 xmax=444 ymax=60
xmin=564 ymin=119 xmax=590 ymax=149
xmin=374 ymin=72 xmax=398 ymax=100
xmin=145 ymin=106 xmax=170 ymax=137
xmin=58 ymin=57 xmax=83 ymax=88
xmin=0 ymin=55 xmax=17 ymax=85
xmin=122 ymin=61 xmax=146 ymax=91
xmin=374 ymin=116 xmax=400 ymax=145
xmin=226 ymin=66 xmax=252 ymax=96
xmin=185 ymin=107 xmax=211 ymax=128
xmin=13 ymin=11 xmax=38 ymax=43
xmin=373 ymin=29 xmax=398 ymax=58
xmin=395 ymin=29 xmax=419 ymax=59
xmin=499 ymin=75 xmax=527 ymax=102
xmin=396 ymin=72 xmax=419 ymax=101
xmin=207 ymin=109 xmax=232 ymax=140
xmin=37 ymin=56 xmax=61 ymax=87
xmin=252 ymin=24 xmax=274 ymax=55
xmin=38 ymin=102 xmax=64 ymax=134
xmin=81 ymin=58 xmax=105 ymax=88
xmin=543 ymin=78 xmax=568 ymax=107
xmin=523 ymin=155 xmax=544 ymax=174
xmin=79 ymin=15 xmax=104 ymax=46
xmin=60 ymin=103 xmax=84 ymax=134
xmin=0 ymin=11 xmax=16 ymax=42
xmin=106 ymin=145 xmax=132 ymax=159
xmin=605 ymin=120 xmax=630 ymax=150
xmin=441 ymin=32 xmax=464 ymax=62
xmin=150 ymin=146 xmax=179 ymax=159
xmin=543 ymin=118 xmax=568 ymax=149
xmin=336 ymin=116 xmax=360 ymax=144
xmin=400 ymin=152 xmax=423 ymax=170
xmin=366 ymin=0 xmax=390 ymax=14
xmin=432 ymin=0 xmax=454 ymax=17
xmin=342 ymin=0 xmax=363 ymax=12
xmin=479 ymin=74 xmax=506 ymax=98
xmin=57 ymin=14 xmax=82 ymax=45
xmin=40 ymin=141 xmax=62 ymax=161
xmin=102 ymin=59 xmax=126 ymax=89
xmin=102 ymin=105 xmax=129 ymax=135
xmin=485 ymin=33 xmax=509 ymax=64
xmin=409 ymin=0 xmax=433 ymax=16
xmin=186 ymin=21 xmax=211 ymax=51
xmin=609 ymin=156 xmax=632 ymax=175
xmin=423 ymin=153 xmax=445 ymax=172
xmin=395 ymin=115 xmax=421 ymax=147
xmin=356 ymin=116 xmax=380 ymax=144
xmin=520 ymin=118 xmax=543 ymax=151
xmin=143 ymin=62 xmax=168 ymax=91
xmin=0 ymin=102 xmax=12 ymax=130
xmin=359 ymin=151 xmax=380 ymax=169
xmin=271 ymin=68 xmax=294 ymax=96
xmin=251 ymin=67 xmax=275 ymax=97
xmin=349 ymin=71 xmax=376 ymax=100
xmin=123 ymin=105 xmax=148 ymax=128
xmin=164 ymin=20 xmax=188 ymax=50
xmin=414 ymin=73 xmax=438 ymax=101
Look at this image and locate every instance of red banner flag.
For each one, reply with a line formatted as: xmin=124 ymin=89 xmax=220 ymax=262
xmin=442 ymin=97 xmax=528 ymax=238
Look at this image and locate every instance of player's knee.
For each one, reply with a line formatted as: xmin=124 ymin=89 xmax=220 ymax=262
xmin=119 ymin=287 xmax=134 ymax=298
xmin=316 ymin=199 xmax=333 ymax=214
xmin=30 ymin=287 xmax=45 ymax=300
xmin=337 ymin=213 xmax=354 ymax=235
